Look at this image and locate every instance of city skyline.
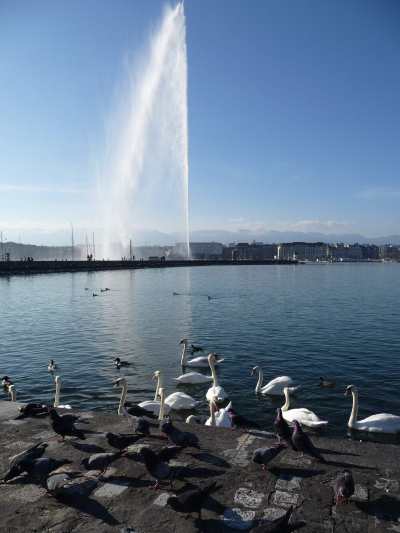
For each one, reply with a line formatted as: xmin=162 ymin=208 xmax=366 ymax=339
xmin=1 ymin=0 xmax=399 ymax=245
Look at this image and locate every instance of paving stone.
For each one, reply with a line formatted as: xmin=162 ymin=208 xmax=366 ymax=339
xmin=351 ymin=484 xmax=368 ymax=503
xmin=282 ymin=454 xmax=312 ymax=466
xmin=94 ymin=481 xmax=129 ymax=498
xmin=233 ymin=487 xmax=264 ymax=509
xmin=223 ymin=434 xmax=257 ymax=467
xmin=375 ymin=477 xmax=400 ymax=494
xmin=32 ymin=430 xmax=55 ymax=441
xmin=4 ymin=484 xmax=45 ymax=503
xmin=153 ymin=492 xmax=173 ymax=507
xmin=222 ymin=508 xmax=255 ymax=530
xmin=272 ymin=490 xmax=300 ymax=508
xmin=275 ymin=474 xmax=302 ymax=492
xmin=262 ymin=507 xmax=288 ymax=521
xmin=169 ymin=460 xmax=189 ymax=467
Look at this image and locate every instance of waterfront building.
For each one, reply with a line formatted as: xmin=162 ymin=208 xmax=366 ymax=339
xmin=172 ymin=241 xmax=224 ymax=260
xmin=277 ymin=242 xmax=329 ymax=261
xmin=222 ymin=242 xmax=277 ymax=261
xmin=330 ymin=243 xmax=363 ymax=261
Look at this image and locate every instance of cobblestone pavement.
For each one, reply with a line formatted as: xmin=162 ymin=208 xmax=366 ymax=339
xmin=1 ymin=401 xmax=400 ymax=532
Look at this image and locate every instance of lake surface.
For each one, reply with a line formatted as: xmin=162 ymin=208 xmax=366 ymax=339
xmin=1 ymin=263 xmax=399 ymax=442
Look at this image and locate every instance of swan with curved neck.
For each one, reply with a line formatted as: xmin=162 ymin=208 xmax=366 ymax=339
xmin=206 ymin=353 xmax=228 ymax=402
xmin=156 ymin=366 xmax=199 ymax=410
xmin=280 ymin=387 xmax=328 ymax=428
xmin=53 ymin=376 xmax=72 ymax=409
xmin=137 ymin=371 xmax=171 ymax=415
xmin=115 ymin=377 xmax=128 ymax=415
xmin=205 ymin=398 xmax=232 ymax=428
xmin=251 ymin=365 xmax=298 ymax=396
xmin=180 ymin=339 xmax=224 ymax=367
xmin=158 ymin=388 xmax=166 ymax=421
xmin=345 ymin=385 xmax=400 ymax=433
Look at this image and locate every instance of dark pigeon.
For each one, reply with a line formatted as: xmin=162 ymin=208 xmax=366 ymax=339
xmin=160 ymin=418 xmax=199 ymax=449
xmin=49 ymin=408 xmax=86 ymax=441
xmin=227 ymin=407 xmax=261 ymax=429
xmin=26 ymin=457 xmax=72 ymax=486
xmin=167 ymin=481 xmax=218 ymax=518
xmin=81 ymin=451 xmax=123 ymax=472
xmin=274 ymin=408 xmax=293 ymax=446
xmin=133 ymin=417 xmax=152 ymax=436
xmin=2 ymin=442 xmax=47 ymax=483
xmin=105 ymin=432 xmax=142 ymax=451
xmin=16 ymin=403 xmax=49 ymax=419
xmin=252 ymin=443 xmax=285 ymax=470
xmin=291 ymin=420 xmax=325 ymax=462
xmin=126 ymin=404 xmax=157 ymax=419
xmin=140 ymin=447 xmax=174 ymax=489
xmin=251 ymin=506 xmax=294 ymax=533
xmin=334 ymin=470 xmax=355 ymax=505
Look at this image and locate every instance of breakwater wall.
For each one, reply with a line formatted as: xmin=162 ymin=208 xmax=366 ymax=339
xmin=0 ymin=259 xmax=297 ymax=277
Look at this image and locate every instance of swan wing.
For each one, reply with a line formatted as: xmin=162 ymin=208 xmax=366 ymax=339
xmin=282 ymin=408 xmax=328 ymax=427
xmin=174 ymin=372 xmax=212 ymax=384
xmin=186 ymin=357 xmax=209 ymax=367
xmin=261 ymin=376 xmax=293 ymax=395
xmin=165 ymin=392 xmax=199 ymax=410
xmin=356 ymin=413 xmax=400 ymax=433
xmin=206 ymin=386 xmax=228 ymax=402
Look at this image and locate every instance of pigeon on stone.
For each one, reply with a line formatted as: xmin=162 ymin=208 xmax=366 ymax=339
xmin=227 ymin=406 xmax=261 ymax=429
xmin=167 ymin=481 xmax=218 ymax=518
xmin=291 ymin=420 xmax=325 ymax=462
xmin=49 ymin=408 xmax=85 ymax=441
xmin=125 ymin=404 xmax=157 ymax=419
xmin=46 ymin=471 xmax=97 ymax=497
xmin=16 ymin=403 xmax=49 ymax=419
xmin=81 ymin=451 xmax=123 ymax=473
xmin=140 ymin=447 xmax=175 ymax=489
xmin=334 ymin=470 xmax=355 ymax=505
xmin=105 ymin=432 xmax=142 ymax=451
xmin=133 ymin=416 xmax=152 ymax=436
xmin=25 ymin=457 xmax=72 ymax=486
xmin=274 ymin=408 xmax=293 ymax=446
xmin=1 ymin=442 xmax=48 ymax=483
xmin=252 ymin=443 xmax=286 ymax=470
xmin=251 ymin=506 xmax=294 ymax=533
xmin=160 ymin=418 xmax=199 ymax=449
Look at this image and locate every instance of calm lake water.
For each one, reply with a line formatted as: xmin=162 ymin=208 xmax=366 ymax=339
xmin=1 ymin=263 xmax=399 ymax=442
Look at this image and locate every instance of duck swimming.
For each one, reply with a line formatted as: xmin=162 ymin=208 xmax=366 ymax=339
xmin=180 ymin=339 xmax=224 ymax=367
xmin=319 ymin=377 xmax=335 ymax=388
xmin=48 ymin=360 xmax=56 ymax=372
xmin=114 ymin=357 xmax=130 ymax=369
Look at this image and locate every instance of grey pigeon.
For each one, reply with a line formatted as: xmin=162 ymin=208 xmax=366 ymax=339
xmin=26 ymin=457 xmax=72 ymax=486
xmin=140 ymin=447 xmax=173 ymax=489
xmin=105 ymin=432 xmax=142 ymax=451
xmin=49 ymin=408 xmax=85 ymax=441
xmin=274 ymin=408 xmax=293 ymax=446
xmin=160 ymin=418 xmax=199 ymax=449
xmin=167 ymin=481 xmax=218 ymax=518
xmin=334 ymin=470 xmax=355 ymax=505
xmin=133 ymin=417 xmax=151 ymax=436
xmin=81 ymin=451 xmax=123 ymax=472
xmin=2 ymin=442 xmax=47 ymax=483
xmin=252 ymin=443 xmax=285 ymax=470
xmin=16 ymin=403 xmax=49 ymax=419
xmin=291 ymin=420 xmax=325 ymax=462
xmin=251 ymin=506 xmax=294 ymax=532
xmin=46 ymin=472 xmax=97 ymax=497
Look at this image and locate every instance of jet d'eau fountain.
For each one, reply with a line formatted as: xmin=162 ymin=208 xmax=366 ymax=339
xmin=98 ymin=3 xmax=190 ymax=259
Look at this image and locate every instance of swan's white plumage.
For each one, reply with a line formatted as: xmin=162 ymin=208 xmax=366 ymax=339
xmin=281 ymin=386 xmax=328 ymax=428
xmin=174 ymin=372 xmax=213 ymax=384
xmin=252 ymin=366 xmax=297 ymax=396
xmin=164 ymin=391 xmax=199 ymax=410
xmin=346 ymin=385 xmax=400 ymax=433
xmin=205 ymin=353 xmax=228 ymax=402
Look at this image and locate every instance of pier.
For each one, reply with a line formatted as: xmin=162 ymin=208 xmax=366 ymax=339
xmin=1 ymin=401 xmax=399 ymax=532
xmin=0 ymin=259 xmax=297 ymax=277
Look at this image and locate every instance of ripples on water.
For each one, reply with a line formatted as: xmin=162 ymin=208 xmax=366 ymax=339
xmin=0 ymin=263 xmax=399 ymax=442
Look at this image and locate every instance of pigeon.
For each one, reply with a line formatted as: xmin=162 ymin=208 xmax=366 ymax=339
xmin=81 ymin=451 xmax=123 ymax=472
xmin=140 ymin=447 xmax=174 ymax=489
xmin=334 ymin=470 xmax=355 ymax=505
xmin=227 ymin=406 xmax=261 ymax=429
xmin=274 ymin=408 xmax=293 ymax=446
xmin=125 ymin=404 xmax=157 ymax=419
xmin=160 ymin=418 xmax=199 ymax=449
xmin=251 ymin=506 xmax=294 ymax=533
xmin=105 ymin=432 xmax=142 ymax=451
xmin=16 ymin=403 xmax=49 ymax=419
xmin=133 ymin=416 xmax=152 ymax=436
xmin=46 ymin=472 xmax=97 ymax=497
xmin=25 ymin=457 xmax=72 ymax=486
xmin=49 ymin=408 xmax=86 ymax=441
xmin=252 ymin=443 xmax=286 ymax=470
xmin=2 ymin=442 xmax=48 ymax=483
xmin=167 ymin=481 xmax=218 ymax=518
xmin=291 ymin=420 xmax=325 ymax=462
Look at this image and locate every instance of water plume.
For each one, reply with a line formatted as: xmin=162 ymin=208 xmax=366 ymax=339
xmin=99 ymin=3 xmax=190 ymax=258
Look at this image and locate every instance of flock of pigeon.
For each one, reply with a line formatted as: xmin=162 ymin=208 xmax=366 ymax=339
xmin=0 ymin=341 xmax=360 ymax=531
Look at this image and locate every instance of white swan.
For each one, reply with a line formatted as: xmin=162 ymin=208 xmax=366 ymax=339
xmin=205 ymin=400 xmax=233 ymax=428
xmin=149 ymin=368 xmax=200 ymax=410
xmin=345 ymin=384 xmax=400 ymax=433
xmin=251 ymin=365 xmax=298 ymax=396
xmin=180 ymin=339 xmax=224 ymax=367
xmin=281 ymin=386 xmax=328 ymax=428
xmin=48 ymin=359 xmax=56 ymax=372
xmin=9 ymin=384 xmax=16 ymax=402
xmin=54 ymin=376 xmax=72 ymax=409
xmin=206 ymin=353 xmax=229 ymax=402
xmin=174 ymin=371 xmax=213 ymax=385
xmin=137 ymin=372 xmax=171 ymax=416
xmin=158 ymin=388 xmax=166 ymax=421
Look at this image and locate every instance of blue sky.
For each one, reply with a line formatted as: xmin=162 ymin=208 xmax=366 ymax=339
xmin=0 ymin=0 xmax=399 ymax=244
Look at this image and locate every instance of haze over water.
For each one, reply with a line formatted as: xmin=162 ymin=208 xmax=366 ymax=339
xmin=1 ymin=263 xmax=399 ymax=442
